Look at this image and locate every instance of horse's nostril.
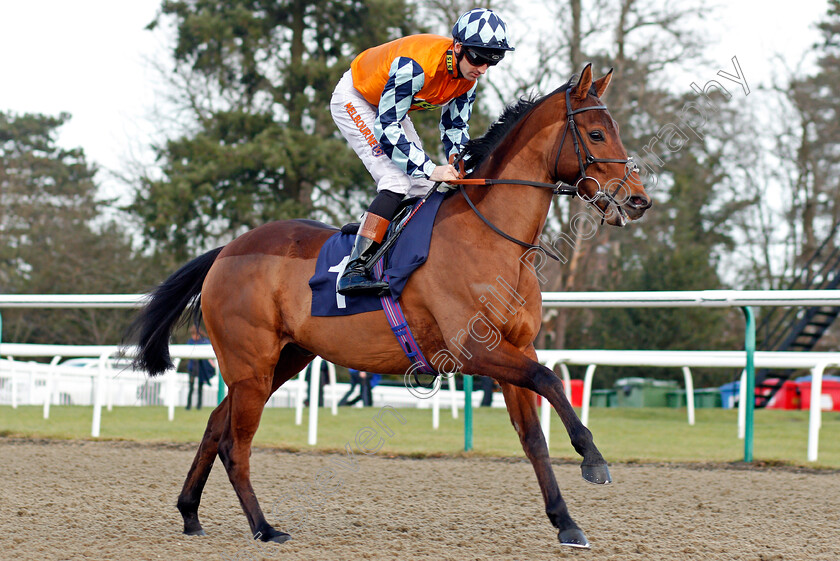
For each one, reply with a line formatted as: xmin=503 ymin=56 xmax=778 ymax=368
xmin=629 ymin=196 xmax=650 ymax=209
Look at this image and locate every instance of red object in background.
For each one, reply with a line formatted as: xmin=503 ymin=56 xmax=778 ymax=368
xmin=798 ymin=380 xmax=840 ymax=411
xmin=766 ymin=381 xmax=801 ymax=410
xmin=565 ymin=379 xmax=583 ymax=408
xmin=538 ymin=379 xmax=583 ymax=408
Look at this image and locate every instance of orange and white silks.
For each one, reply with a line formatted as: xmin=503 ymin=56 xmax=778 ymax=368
xmin=351 ymin=34 xmax=475 ymax=111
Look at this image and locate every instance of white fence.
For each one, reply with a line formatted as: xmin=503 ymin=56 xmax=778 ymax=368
xmin=2 ymin=291 xmax=840 ymax=462
xmin=0 ymin=344 xmax=466 ymax=440
xmin=538 ymin=349 xmax=840 ymax=461
xmin=2 ymin=343 xmax=838 ymax=461
xmin=540 ymin=289 xmax=840 ymax=307
xmin=0 ymin=343 xmax=222 ymax=437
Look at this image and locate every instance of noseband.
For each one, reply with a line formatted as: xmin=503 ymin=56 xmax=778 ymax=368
xmin=552 ymin=87 xmax=639 ymax=224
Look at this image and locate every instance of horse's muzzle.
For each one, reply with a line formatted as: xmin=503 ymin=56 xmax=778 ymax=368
xmin=596 ymin=194 xmax=651 ymax=226
xmin=624 ymin=195 xmax=652 ymax=220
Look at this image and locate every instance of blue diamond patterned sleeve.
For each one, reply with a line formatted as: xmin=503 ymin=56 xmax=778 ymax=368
xmin=373 ymin=57 xmax=437 ymax=179
xmin=440 ymin=82 xmax=477 ymax=159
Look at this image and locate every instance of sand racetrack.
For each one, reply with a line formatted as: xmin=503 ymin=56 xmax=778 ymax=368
xmin=0 ymin=438 xmax=838 ymax=561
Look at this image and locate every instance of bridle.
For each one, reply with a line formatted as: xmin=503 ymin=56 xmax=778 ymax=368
xmin=452 ymin=84 xmax=640 ymax=258
xmin=553 ymin=87 xmax=639 ymax=220
xmin=360 ymin=83 xmax=642 ymax=277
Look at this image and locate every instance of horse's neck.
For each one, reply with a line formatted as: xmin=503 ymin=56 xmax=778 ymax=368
xmin=469 ymin=153 xmax=555 ymax=246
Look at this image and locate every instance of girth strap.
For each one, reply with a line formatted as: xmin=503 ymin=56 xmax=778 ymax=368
xmin=372 ymin=260 xmax=437 ymax=381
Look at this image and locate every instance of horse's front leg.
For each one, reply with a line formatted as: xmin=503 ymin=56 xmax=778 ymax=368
xmin=463 ymin=340 xmax=611 ymax=485
xmin=499 ymin=380 xmax=591 ymax=548
xmin=530 ymin=362 xmax=611 ymax=485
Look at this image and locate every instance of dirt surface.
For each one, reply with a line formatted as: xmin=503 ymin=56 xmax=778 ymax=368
xmin=1 ymin=438 xmax=838 ymax=561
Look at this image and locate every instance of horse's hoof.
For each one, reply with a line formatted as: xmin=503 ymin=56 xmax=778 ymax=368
xmin=558 ymin=528 xmax=591 ymax=549
xmin=266 ymin=533 xmax=291 ymax=544
xmin=184 ymin=528 xmax=206 ymax=536
xmin=581 ymin=462 xmax=612 ymax=485
xmin=256 ymin=528 xmax=292 ymax=544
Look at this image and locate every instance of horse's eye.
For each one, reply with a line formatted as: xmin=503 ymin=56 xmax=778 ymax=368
xmin=589 ymin=130 xmax=605 ymax=142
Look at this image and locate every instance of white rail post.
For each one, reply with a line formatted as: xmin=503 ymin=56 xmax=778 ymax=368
xmin=43 ymin=355 xmax=62 ymax=420
xmin=432 ymin=386 xmax=440 ymax=429
xmin=106 ymin=358 xmax=114 ymax=412
xmin=307 ymin=357 xmax=323 ymax=445
xmin=450 ymin=373 xmax=458 ymax=419
xmin=8 ymin=357 xmax=17 ymax=409
xmin=558 ymin=363 xmax=572 ymax=401
xmin=327 ymin=361 xmax=338 ymax=416
xmin=545 ymin=361 xmax=574 ymax=450
xmin=807 ymin=363 xmax=828 ymax=462
xmin=539 ymin=395 xmax=551 ymax=451
xmin=682 ymin=366 xmax=695 ymax=426
xmin=27 ymin=367 xmax=36 ymax=406
xmin=91 ymin=352 xmax=109 ymax=437
xmin=539 ymin=360 xmax=566 ymax=450
xmin=294 ymin=368 xmax=305 ymax=426
xmin=168 ymin=358 xmax=181 ymax=422
xmin=581 ymin=364 xmax=597 ymax=427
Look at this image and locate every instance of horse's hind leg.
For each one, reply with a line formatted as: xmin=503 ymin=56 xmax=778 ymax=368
xmin=500 ymin=382 xmax=590 ymax=548
xmin=217 ymin=375 xmax=284 ymax=541
xmin=176 ymin=344 xmax=310 ymax=539
xmin=216 ymin=343 xmax=312 ymax=543
xmin=177 ymin=396 xmax=230 ymax=535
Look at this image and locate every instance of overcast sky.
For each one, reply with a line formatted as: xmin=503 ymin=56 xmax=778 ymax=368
xmin=1 ymin=1 xmax=164 ymax=202
xmin=0 ymin=1 xmax=831 ymax=205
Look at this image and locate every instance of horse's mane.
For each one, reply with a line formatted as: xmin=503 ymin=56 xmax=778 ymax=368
xmin=461 ymin=78 xmax=577 ymax=175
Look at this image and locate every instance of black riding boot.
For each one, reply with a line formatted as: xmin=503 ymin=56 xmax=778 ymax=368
xmin=337 ymin=212 xmax=391 ymax=295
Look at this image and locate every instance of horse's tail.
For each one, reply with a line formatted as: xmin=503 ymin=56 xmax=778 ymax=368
xmin=126 ymin=246 xmax=224 ymax=377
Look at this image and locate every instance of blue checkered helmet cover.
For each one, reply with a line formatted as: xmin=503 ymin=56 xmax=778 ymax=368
xmin=451 ymin=9 xmax=514 ymax=51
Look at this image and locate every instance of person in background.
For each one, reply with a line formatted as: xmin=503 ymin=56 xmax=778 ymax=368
xmin=186 ymin=324 xmax=216 ymax=410
xmin=480 ymin=375 xmax=496 ymax=407
xmin=339 ymin=368 xmax=381 ymax=407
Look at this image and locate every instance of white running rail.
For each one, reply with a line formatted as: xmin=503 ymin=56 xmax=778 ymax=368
xmin=3 ymin=291 xmax=840 ymax=461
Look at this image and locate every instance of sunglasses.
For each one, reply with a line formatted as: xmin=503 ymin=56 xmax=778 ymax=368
xmin=463 ymin=47 xmax=504 ymax=67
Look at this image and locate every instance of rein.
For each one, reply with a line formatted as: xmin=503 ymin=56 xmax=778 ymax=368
xmin=452 ymin=181 xmax=571 ymax=260
xmin=449 ymin=86 xmax=639 ymax=256
xmin=450 ymin=177 xmax=577 ymax=195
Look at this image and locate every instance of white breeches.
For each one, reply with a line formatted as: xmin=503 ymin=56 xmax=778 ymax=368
xmin=330 ymin=70 xmax=434 ymax=197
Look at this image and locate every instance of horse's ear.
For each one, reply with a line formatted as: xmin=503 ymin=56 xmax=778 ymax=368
xmin=593 ymin=68 xmax=613 ymax=98
xmin=573 ymin=63 xmax=593 ymax=101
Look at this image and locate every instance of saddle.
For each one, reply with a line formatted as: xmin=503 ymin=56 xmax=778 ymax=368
xmin=309 ymin=192 xmax=447 ymax=317
xmin=340 ymin=196 xmax=421 ymax=269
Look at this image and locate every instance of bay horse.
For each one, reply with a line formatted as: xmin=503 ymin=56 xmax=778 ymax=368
xmin=128 ymin=63 xmax=651 ymax=550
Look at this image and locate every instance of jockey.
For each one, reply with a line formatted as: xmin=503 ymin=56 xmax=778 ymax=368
xmin=330 ymin=8 xmax=514 ymax=295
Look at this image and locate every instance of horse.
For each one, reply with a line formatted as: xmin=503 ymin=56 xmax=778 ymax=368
xmin=128 ymin=63 xmax=651 ymax=550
